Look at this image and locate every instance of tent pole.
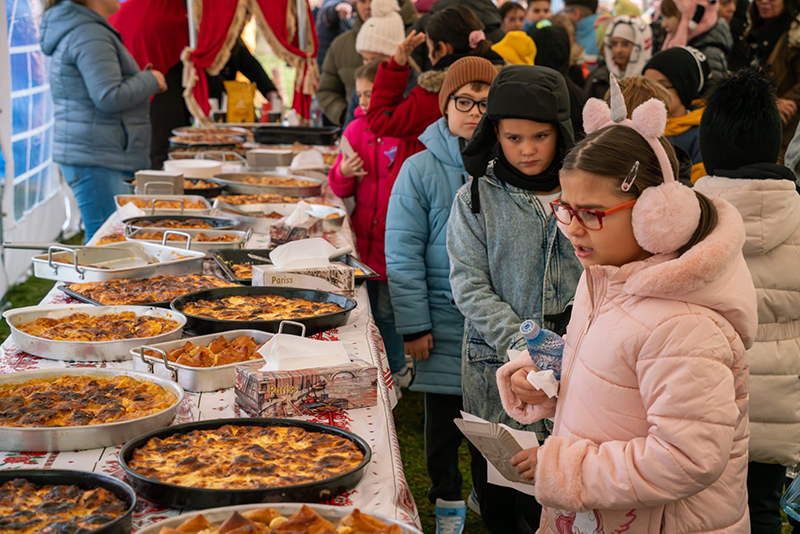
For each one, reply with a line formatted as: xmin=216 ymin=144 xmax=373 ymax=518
xmin=296 ymin=0 xmax=306 ymax=53
xmin=187 ymin=0 xmax=197 ymax=49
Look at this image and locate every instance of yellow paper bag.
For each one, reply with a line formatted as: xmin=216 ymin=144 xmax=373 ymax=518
xmin=224 ymin=80 xmax=256 ymax=123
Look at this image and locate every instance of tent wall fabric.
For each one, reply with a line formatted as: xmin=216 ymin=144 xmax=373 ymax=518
xmin=182 ymin=0 xmax=318 ymax=122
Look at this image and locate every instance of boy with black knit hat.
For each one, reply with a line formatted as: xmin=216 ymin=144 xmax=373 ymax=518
xmin=643 ymin=45 xmax=710 ymax=183
xmin=694 ymin=67 xmax=800 ymax=534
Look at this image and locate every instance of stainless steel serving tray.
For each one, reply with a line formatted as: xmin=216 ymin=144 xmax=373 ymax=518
xmin=136 ymin=503 xmax=422 ymax=534
xmin=125 ymin=228 xmax=251 ymax=253
xmin=0 ymin=368 xmax=184 ymax=452
xmin=130 ymin=329 xmax=274 ymax=392
xmin=122 ymin=215 xmax=241 ymax=234
xmin=212 ymin=172 xmax=322 ymax=197
xmin=3 ymin=304 xmax=187 ymax=361
xmin=213 ymin=201 xmax=345 ymax=233
xmin=31 ymin=242 xmax=206 ymax=283
xmin=114 ymin=194 xmax=213 ymax=216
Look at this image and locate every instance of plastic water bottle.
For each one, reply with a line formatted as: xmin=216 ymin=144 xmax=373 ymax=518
xmin=520 ymin=320 xmax=565 ymax=380
xmin=309 ymin=97 xmax=323 ymax=128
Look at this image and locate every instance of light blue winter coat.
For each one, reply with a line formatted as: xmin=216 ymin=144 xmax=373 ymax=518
xmin=385 ymin=118 xmax=468 ymax=396
xmin=447 ymin=162 xmax=583 ymax=433
xmin=40 ymin=1 xmax=159 ymax=172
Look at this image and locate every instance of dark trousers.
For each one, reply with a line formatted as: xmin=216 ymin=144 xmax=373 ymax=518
xmin=425 ymin=393 xmax=466 ymax=503
xmin=748 ymin=461 xmax=799 ymax=533
xmin=469 ymin=443 xmax=542 ymax=533
xmin=149 ymin=62 xmax=192 ymax=170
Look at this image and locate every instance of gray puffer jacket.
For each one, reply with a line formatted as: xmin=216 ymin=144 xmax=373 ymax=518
xmin=40 ymin=1 xmax=159 ymax=172
xmin=689 ymin=20 xmax=733 ymax=82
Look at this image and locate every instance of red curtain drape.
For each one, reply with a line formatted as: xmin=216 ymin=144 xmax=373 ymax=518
xmin=184 ymin=0 xmax=319 ymax=121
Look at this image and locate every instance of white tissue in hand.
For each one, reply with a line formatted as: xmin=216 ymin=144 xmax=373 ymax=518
xmin=258 ymin=333 xmax=350 ymax=371
xmin=269 ymin=237 xmax=336 ymax=269
xmin=526 ymin=369 xmax=559 ymax=398
xmin=284 ymin=201 xmax=314 ymax=225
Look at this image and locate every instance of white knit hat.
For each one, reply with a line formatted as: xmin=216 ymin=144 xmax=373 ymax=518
xmin=355 ymin=0 xmax=405 ymax=57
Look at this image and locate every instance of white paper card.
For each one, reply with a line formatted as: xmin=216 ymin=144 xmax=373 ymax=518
xmin=116 ymin=201 xmax=145 ymax=219
xmin=291 ymin=149 xmax=326 ymax=170
xmin=459 ymin=411 xmax=539 ymax=496
xmin=258 ymin=333 xmax=350 ymax=371
xmin=269 ymin=238 xmax=336 ymax=269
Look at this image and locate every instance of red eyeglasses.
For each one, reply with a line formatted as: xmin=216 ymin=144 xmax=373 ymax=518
xmin=550 ymin=198 xmax=637 ymax=231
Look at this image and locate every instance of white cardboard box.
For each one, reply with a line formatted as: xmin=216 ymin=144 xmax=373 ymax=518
xmin=252 ymin=262 xmax=355 ymax=296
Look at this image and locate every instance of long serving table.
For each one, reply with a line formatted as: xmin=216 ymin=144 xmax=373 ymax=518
xmin=0 ymin=190 xmax=420 ymax=530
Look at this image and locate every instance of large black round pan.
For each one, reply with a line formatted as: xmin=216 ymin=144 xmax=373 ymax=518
xmin=0 ymin=469 xmax=136 ymax=534
xmin=119 ymin=418 xmax=371 ymax=510
xmin=170 ymin=286 xmax=356 ymax=336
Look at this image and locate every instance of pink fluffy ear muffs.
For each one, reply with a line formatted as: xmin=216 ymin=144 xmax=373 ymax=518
xmin=581 ymin=74 xmax=701 ymax=255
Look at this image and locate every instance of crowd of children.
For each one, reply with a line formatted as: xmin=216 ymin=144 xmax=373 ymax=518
xmin=321 ymin=0 xmax=800 ymax=532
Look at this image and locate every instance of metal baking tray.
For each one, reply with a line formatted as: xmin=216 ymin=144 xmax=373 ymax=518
xmin=130 ymin=329 xmax=274 ymax=392
xmin=213 ymin=201 xmax=345 ymax=233
xmin=58 ymin=275 xmax=241 ymax=309
xmin=136 ymin=502 xmax=422 ymax=534
xmin=126 ymin=228 xmax=251 ymax=253
xmin=123 ymin=214 xmax=241 ymax=234
xmin=119 ymin=417 xmax=371 ymax=509
xmin=0 ymin=469 xmax=137 ymax=534
xmin=212 ymin=172 xmax=322 ymax=197
xmin=0 ymin=368 xmax=184 ymax=451
xmin=169 ymin=135 xmax=242 ymax=150
xmin=254 ymin=125 xmax=340 ymax=146
xmin=210 ymin=249 xmax=378 ymax=285
xmin=172 ymin=126 xmax=249 ymax=139
xmin=123 ymin=177 xmax=224 ymax=198
xmin=31 ymin=242 xmax=206 ymax=283
xmin=115 ymin=194 xmax=213 ymax=216
xmin=170 ymin=286 xmax=356 ymax=336
xmin=2 ymin=304 xmax=187 ymax=361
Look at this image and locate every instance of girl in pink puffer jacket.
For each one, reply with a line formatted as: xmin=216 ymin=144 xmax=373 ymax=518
xmin=498 ymin=84 xmax=758 ymax=533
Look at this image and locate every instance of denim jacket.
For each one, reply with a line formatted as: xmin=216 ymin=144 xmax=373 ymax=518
xmin=447 ymin=164 xmax=582 ymax=431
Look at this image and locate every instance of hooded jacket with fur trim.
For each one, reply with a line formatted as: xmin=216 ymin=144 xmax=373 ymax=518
xmin=498 ymin=198 xmax=757 ymax=533
xmin=695 ymin=174 xmax=800 ymax=468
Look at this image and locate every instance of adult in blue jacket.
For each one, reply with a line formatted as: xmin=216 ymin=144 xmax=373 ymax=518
xmin=41 ymin=0 xmax=166 ymax=240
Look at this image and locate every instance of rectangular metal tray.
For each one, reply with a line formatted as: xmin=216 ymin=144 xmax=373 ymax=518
xmin=130 ymin=329 xmax=274 ymax=392
xmin=31 ymin=242 xmax=206 ymax=284
xmin=0 ymin=368 xmax=184 ymax=452
xmin=212 ymin=201 xmax=345 ymax=233
xmin=254 ymin=125 xmax=340 ymax=146
xmin=125 ymin=228 xmax=251 ymax=253
xmin=211 ymin=172 xmax=322 ymax=197
xmin=3 ymin=304 xmax=187 ymax=361
xmin=209 ymin=248 xmax=378 ymax=285
xmin=114 ymin=194 xmax=213 ymax=216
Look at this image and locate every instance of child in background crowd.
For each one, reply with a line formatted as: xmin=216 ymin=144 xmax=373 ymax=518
xmin=385 ymin=56 xmax=498 ymax=534
xmin=447 ymin=66 xmax=583 ymax=533
xmin=549 ymin=13 xmax=587 ymax=87
xmin=499 ymin=2 xmax=526 ymax=34
xmin=492 ymin=30 xmax=538 ymax=65
xmin=503 ymin=81 xmax=756 ymax=534
xmin=562 ymin=0 xmax=600 ymax=63
xmin=526 ymin=0 xmax=552 ymax=28
xmin=658 ymin=0 xmax=732 ymax=80
xmin=644 ymin=46 xmax=710 ymax=183
xmin=694 ymin=68 xmax=800 ymax=534
xmin=367 ymin=5 xmax=502 ymax=186
xmin=584 ymin=15 xmax=652 ymax=100
xmin=327 ymin=61 xmax=407 ymax=384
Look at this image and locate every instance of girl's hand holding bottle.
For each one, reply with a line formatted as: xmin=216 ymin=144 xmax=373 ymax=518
xmin=393 ymin=30 xmax=426 ymax=67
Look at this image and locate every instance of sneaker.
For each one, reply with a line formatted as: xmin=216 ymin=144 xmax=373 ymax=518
xmin=393 ymin=367 xmax=412 ymax=389
xmin=467 ymin=488 xmax=480 ymax=516
xmin=435 ymin=499 xmax=466 ymax=534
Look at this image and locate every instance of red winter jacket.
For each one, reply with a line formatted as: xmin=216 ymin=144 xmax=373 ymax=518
xmin=329 ymin=107 xmax=401 ymax=280
xmin=366 ymin=58 xmax=444 ymax=185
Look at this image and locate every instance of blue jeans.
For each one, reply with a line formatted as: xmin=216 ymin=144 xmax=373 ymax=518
xmin=60 ymin=165 xmax=133 ymax=241
xmin=367 ymin=280 xmax=406 ymax=374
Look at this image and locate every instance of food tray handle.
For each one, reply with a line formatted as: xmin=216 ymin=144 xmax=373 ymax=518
xmin=162 ymin=230 xmax=192 ymax=250
xmin=277 ymin=320 xmax=306 ymax=337
xmin=47 ymin=246 xmax=85 ymax=279
xmin=138 ymin=345 xmax=178 ymax=382
xmin=143 ymin=181 xmax=176 ymax=195
xmin=201 ymin=150 xmax=246 ymax=163
xmin=151 ymin=198 xmax=185 ymax=215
